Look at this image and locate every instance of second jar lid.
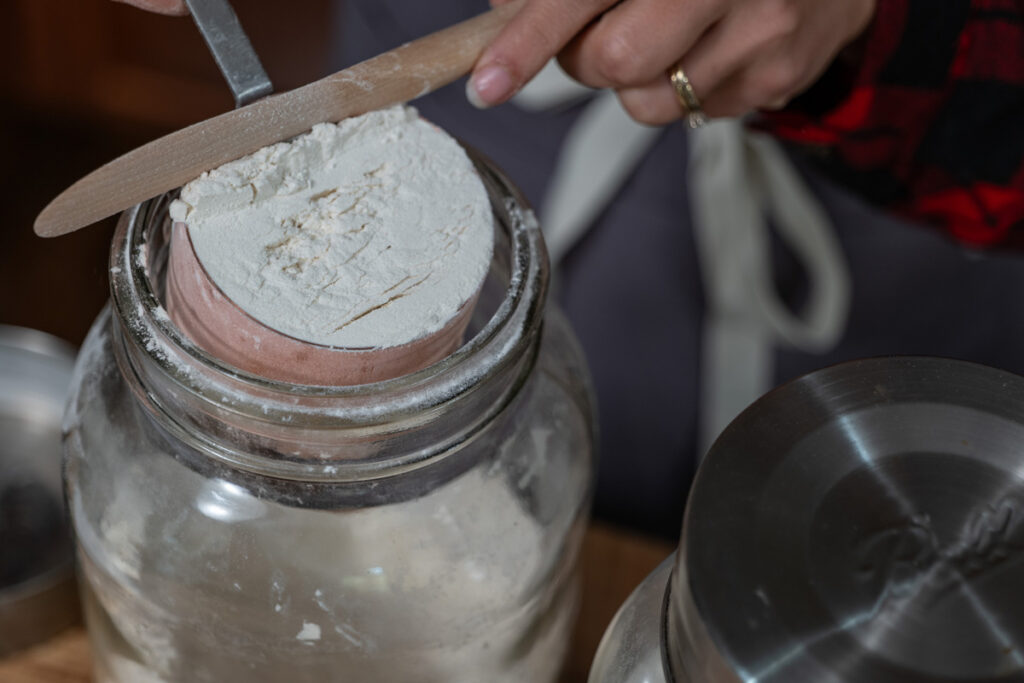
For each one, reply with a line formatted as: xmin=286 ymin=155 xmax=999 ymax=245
xmin=670 ymin=357 xmax=1024 ymax=682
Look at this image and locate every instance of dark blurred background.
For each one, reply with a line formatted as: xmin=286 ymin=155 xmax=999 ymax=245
xmin=0 ymin=0 xmax=334 ymax=346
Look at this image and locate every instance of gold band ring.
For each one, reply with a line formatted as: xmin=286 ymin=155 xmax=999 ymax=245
xmin=668 ymin=64 xmax=708 ymax=129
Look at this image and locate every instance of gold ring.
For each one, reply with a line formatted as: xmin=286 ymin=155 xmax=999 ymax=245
xmin=668 ymin=64 xmax=708 ymax=129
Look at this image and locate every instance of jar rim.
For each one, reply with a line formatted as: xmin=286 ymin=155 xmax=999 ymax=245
xmin=107 ymin=151 xmax=548 ymax=480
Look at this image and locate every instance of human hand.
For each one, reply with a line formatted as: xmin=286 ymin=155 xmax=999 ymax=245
xmin=113 ymin=0 xmax=188 ymax=16
xmin=469 ymin=0 xmax=876 ymax=125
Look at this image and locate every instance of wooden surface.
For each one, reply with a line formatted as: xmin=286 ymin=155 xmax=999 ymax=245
xmin=0 ymin=523 xmax=674 ymax=683
xmin=35 ymin=1 xmax=523 ymax=238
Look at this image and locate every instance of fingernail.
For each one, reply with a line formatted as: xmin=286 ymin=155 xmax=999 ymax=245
xmin=467 ymin=65 xmax=514 ymax=109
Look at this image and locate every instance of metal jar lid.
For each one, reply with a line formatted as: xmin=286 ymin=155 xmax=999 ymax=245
xmin=0 ymin=325 xmax=78 ymax=656
xmin=668 ymin=357 xmax=1024 ymax=682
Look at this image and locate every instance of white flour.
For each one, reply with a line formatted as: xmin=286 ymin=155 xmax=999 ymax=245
xmin=169 ymin=106 xmax=493 ymax=349
xmin=79 ymin=451 xmax=570 ymax=682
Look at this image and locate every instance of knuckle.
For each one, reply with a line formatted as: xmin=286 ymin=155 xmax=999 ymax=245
xmin=593 ymin=31 xmax=647 ymax=86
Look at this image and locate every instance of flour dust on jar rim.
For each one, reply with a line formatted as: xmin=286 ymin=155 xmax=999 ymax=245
xmin=63 ymin=131 xmax=596 ymax=682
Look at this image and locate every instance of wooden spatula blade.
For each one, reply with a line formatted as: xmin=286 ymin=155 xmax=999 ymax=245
xmin=35 ymin=1 xmax=520 ymax=238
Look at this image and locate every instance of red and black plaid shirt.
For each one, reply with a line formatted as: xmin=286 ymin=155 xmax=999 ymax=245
xmin=758 ymin=0 xmax=1024 ymax=248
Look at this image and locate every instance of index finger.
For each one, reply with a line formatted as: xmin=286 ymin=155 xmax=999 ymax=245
xmin=468 ymin=0 xmax=617 ymax=108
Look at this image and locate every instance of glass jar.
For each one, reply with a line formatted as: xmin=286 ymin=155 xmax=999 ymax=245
xmin=590 ymin=358 xmax=1024 ymax=683
xmin=64 ymin=154 xmax=596 ymax=683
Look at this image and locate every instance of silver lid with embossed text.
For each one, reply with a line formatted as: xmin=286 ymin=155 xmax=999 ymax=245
xmin=666 ymin=357 xmax=1024 ymax=682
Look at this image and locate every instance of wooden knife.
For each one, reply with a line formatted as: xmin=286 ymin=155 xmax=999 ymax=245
xmin=34 ymin=1 xmax=520 ymax=238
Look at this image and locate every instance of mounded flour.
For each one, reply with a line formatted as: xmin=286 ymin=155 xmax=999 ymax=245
xmin=168 ymin=105 xmax=493 ymax=349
